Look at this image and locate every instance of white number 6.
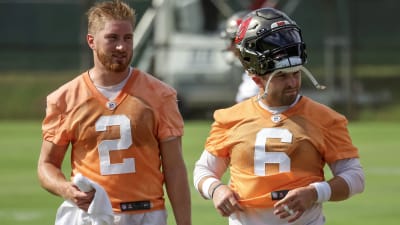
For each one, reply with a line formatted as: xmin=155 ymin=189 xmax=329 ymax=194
xmin=96 ymin=115 xmax=135 ymax=175
xmin=254 ymin=128 xmax=292 ymax=176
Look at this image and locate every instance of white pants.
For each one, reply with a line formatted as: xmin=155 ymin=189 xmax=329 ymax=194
xmin=114 ymin=210 xmax=167 ymax=225
xmin=229 ymin=204 xmax=325 ymax=225
xmin=56 ymin=200 xmax=166 ymax=225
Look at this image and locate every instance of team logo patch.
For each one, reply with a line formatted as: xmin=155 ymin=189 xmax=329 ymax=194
xmin=271 ymin=114 xmax=281 ymax=123
xmin=106 ymin=101 xmax=117 ymax=110
xmin=271 ymin=20 xmax=290 ymax=29
xmin=271 ymin=190 xmax=289 ymax=200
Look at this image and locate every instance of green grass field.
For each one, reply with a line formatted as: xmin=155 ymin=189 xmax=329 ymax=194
xmin=0 ymin=120 xmax=399 ymax=225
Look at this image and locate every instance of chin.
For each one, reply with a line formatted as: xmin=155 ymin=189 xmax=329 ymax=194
xmin=108 ymin=63 xmax=129 ymax=72
xmin=282 ymin=95 xmax=297 ymax=105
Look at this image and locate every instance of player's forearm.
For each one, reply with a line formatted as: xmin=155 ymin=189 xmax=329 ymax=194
xmin=37 ymin=162 xmax=69 ymax=198
xmin=37 ymin=140 xmax=70 ymax=198
xmin=195 ymin=176 xmax=222 ymax=199
xmin=193 ymin=150 xmax=229 ymax=197
xmin=164 ymin=165 xmax=192 ymax=225
xmin=327 ymin=176 xmax=350 ymax=201
xmin=327 ymin=158 xmax=365 ymax=201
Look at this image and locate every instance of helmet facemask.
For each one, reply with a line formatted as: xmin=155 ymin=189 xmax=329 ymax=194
xmin=239 ymin=25 xmax=306 ymax=75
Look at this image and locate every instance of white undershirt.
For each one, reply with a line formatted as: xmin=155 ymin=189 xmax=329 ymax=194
xmin=91 ymin=67 xmax=132 ymax=100
xmin=257 ymin=94 xmax=301 ymax=114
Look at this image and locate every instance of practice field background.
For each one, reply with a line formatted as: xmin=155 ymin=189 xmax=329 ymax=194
xmin=0 ymin=120 xmax=399 ymax=225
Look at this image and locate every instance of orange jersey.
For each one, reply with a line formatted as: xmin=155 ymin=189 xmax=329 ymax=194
xmin=42 ymin=68 xmax=184 ymax=213
xmin=205 ymin=96 xmax=358 ymax=208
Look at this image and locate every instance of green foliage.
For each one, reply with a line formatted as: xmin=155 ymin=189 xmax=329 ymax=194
xmin=0 ymin=120 xmax=399 ymax=225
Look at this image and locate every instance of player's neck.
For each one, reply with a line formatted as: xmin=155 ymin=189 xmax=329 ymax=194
xmin=89 ymin=66 xmax=131 ymax=87
xmin=259 ymin=94 xmax=301 ymax=114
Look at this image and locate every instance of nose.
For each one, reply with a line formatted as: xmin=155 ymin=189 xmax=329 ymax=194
xmin=286 ymin=73 xmax=299 ymax=87
xmin=116 ymin=44 xmax=123 ymax=50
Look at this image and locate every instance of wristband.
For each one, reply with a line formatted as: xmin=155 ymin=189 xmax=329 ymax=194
xmin=310 ymin=181 xmax=332 ymax=203
xmin=201 ymin=177 xmax=219 ymax=199
xmin=210 ymin=183 xmax=224 ymax=199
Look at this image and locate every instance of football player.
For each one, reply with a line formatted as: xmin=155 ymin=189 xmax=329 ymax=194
xmin=221 ymin=10 xmax=259 ymax=103
xmin=37 ymin=1 xmax=191 ymax=225
xmin=194 ymin=8 xmax=364 ymax=225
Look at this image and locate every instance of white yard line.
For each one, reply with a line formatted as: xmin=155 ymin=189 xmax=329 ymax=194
xmin=366 ymin=167 xmax=400 ymax=175
xmin=0 ymin=210 xmax=44 ymax=221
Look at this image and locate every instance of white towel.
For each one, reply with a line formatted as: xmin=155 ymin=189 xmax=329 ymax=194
xmin=55 ymin=173 xmax=114 ymax=225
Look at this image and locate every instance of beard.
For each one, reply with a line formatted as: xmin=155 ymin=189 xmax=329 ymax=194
xmin=266 ymin=87 xmax=299 ymax=106
xmin=281 ymin=92 xmax=298 ymax=105
xmin=96 ymin=48 xmax=133 ymax=72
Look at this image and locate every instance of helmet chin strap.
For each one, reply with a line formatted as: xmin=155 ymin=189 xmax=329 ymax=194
xmin=256 ymin=65 xmax=326 ymax=102
xmin=300 ymin=66 xmax=326 ymax=90
xmin=255 ymin=69 xmax=278 ymax=102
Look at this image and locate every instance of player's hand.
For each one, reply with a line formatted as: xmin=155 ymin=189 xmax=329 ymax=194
xmin=212 ymin=184 xmax=244 ymax=217
xmin=63 ymin=182 xmax=96 ymax=212
xmin=273 ymin=185 xmax=317 ymax=222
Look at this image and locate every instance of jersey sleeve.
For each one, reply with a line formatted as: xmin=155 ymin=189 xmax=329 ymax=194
xmin=156 ymin=92 xmax=184 ymax=140
xmin=300 ymin=97 xmax=360 ymax=163
xmin=42 ymin=74 xmax=89 ymax=146
xmin=129 ymin=69 xmax=184 ymax=141
xmin=42 ymin=87 xmax=71 ymax=146
xmin=322 ymin=115 xmax=359 ymax=162
xmin=204 ymin=109 xmax=236 ymax=157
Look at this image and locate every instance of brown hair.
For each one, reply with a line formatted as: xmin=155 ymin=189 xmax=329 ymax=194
xmin=87 ymin=0 xmax=136 ymax=34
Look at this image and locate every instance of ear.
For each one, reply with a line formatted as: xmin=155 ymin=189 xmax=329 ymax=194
xmin=87 ymin=34 xmax=95 ymax=50
xmin=251 ymin=75 xmax=266 ymax=89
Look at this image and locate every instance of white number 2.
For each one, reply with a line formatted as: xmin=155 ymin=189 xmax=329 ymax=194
xmin=95 ymin=115 xmax=135 ymax=175
xmin=254 ymin=128 xmax=292 ymax=176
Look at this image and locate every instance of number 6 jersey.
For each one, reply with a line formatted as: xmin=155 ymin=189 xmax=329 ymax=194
xmin=42 ymin=68 xmax=184 ymax=213
xmin=205 ymin=96 xmax=359 ymax=208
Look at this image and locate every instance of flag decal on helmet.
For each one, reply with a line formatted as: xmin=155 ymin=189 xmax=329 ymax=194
xmin=235 ymin=17 xmax=252 ymax=44
xmin=271 ymin=20 xmax=290 ymax=29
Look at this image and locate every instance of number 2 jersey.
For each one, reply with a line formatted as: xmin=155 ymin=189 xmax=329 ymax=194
xmin=42 ymin=68 xmax=184 ymax=213
xmin=205 ymin=96 xmax=359 ymax=208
